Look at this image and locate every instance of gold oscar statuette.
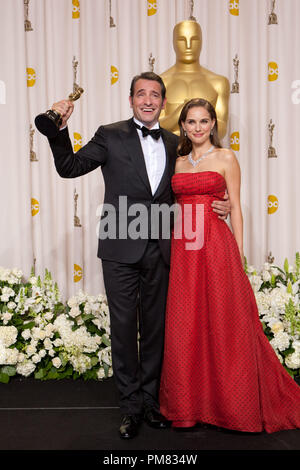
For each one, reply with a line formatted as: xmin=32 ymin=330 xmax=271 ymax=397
xmin=159 ymin=20 xmax=230 ymax=138
xmin=35 ymin=87 xmax=84 ymax=138
xmin=30 ymin=124 xmax=38 ymax=161
xmin=268 ymin=0 xmax=278 ymax=25
xmin=231 ymin=54 xmax=240 ymax=94
xmin=109 ymin=0 xmax=116 ymax=27
xmin=188 ymin=0 xmax=196 ymax=21
xmin=24 ymin=0 xmax=33 ymax=31
xmin=149 ymin=53 xmax=155 ymax=72
xmin=74 ymin=188 xmax=82 ymax=227
xmin=268 ymin=119 xmax=277 ymax=158
xmin=35 ymin=57 xmax=83 ymax=138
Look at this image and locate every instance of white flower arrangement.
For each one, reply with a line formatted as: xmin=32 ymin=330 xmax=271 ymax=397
xmin=0 ymin=268 xmax=112 ymax=383
xmin=246 ymin=253 xmax=300 ymax=378
xmin=1 ymin=254 xmax=299 ymax=383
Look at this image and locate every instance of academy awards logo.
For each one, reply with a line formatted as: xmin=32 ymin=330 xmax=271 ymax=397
xmin=27 ymin=67 xmax=36 ymax=87
xmin=73 ymin=132 xmax=82 ymax=152
xmin=111 ymin=66 xmax=119 ymax=85
xmin=31 ymin=198 xmax=39 ymax=216
xmin=0 ymin=80 xmax=6 ymax=104
xmin=72 ymin=0 xmax=80 ymax=18
xmin=229 ymin=0 xmax=239 ymax=16
xmin=268 ymin=195 xmax=279 ymax=214
xmin=230 ymin=131 xmax=240 ymax=151
xmin=148 ymin=0 xmax=157 ymax=16
xmin=74 ymin=264 xmax=83 ymax=282
xmin=268 ymin=62 xmax=278 ymax=81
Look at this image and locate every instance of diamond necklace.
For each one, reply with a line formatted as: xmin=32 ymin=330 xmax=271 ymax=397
xmin=188 ymin=145 xmax=215 ymax=168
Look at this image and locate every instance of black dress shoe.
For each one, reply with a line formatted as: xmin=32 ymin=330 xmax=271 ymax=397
xmin=119 ymin=414 xmax=141 ymax=439
xmin=144 ymin=407 xmax=170 ymax=429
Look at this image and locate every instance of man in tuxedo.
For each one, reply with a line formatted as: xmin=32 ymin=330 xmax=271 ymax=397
xmin=47 ymin=72 xmax=229 ymax=439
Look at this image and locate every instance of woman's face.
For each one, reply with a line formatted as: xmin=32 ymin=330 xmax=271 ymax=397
xmin=181 ymin=106 xmax=215 ymax=146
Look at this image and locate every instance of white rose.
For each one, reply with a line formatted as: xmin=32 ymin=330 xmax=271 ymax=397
xmin=48 ymin=349 xmax=55 ymax=357
xmin=18 ymin=352 xmax=25 ymax=362
xmin=52 ymin=357 xmax=62 ymax=368
xmin=32 ymin=354 xmax=41 ymax=364
xmin=2 ymin=312 xmax=13 ymax=324
xmin=97 ymin=368 xmax=105 ymax=379
xmin=69 ymin=306 xmax=81 ymax=318
xmin=39 ymin=349 xmax=47 ymax=358
xmin=271 ymin=321 xmax=284 ymax=335
xmin=67 ymin=296 xmax=78 ymax=309
xmin=0 ymin=344 xmax=6 ymax=364
xmin=53 ymin=338 xmax=63 ymax=347
xmin=26 ymin=344 xmax=37 ymax=357
xmin=43 ymin=338 xmax=53 ymax=350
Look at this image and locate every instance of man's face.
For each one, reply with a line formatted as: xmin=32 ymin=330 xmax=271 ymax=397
xmin=173 ymin=22 xmax=202 ymax=64
xmin=129 ymin=79 xmax=166 ymax=128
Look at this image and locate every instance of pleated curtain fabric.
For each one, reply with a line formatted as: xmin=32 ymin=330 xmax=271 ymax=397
xmin=0 ymin=0 xmax=299 ymax=300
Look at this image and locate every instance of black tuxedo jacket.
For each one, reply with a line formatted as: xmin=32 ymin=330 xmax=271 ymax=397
xmin=48 ymin=118 xmax=179 ymax=265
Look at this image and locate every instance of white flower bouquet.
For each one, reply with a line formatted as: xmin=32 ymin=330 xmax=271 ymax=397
xmin=246 ymin=253 xmax=300 ymax=379
xmin=0 ymin=267 xmax=112 ymax=383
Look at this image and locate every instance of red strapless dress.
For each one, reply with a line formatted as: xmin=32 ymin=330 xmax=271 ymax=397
xmin=159 ymin=171 xmax=300 ymax=433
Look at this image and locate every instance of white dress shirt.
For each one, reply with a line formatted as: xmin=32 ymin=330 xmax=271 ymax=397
xmin=134 ymin=118 xmax=166 ymax=195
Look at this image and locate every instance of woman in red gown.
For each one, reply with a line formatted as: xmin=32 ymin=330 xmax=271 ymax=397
xmin=159 ymin=98 xmax=300 ymax=433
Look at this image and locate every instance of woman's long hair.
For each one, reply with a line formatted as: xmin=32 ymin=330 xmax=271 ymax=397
xmin=177 ymin=98 xmax=222 ymax=157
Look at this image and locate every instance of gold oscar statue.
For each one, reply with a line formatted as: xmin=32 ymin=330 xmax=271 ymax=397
xmin=231 ymin=54 xmax=240 ymax=94
xmin=24 ymin=0 xmax=33 ymax=32
xmin=149 ymin=53 xmax=155 ymax=72
xmin=159 ymin=20 xmax=230 ymax=138
xmin=30 ymin=124 xmax=38 ymax=161
xmin=35 ymin=56 xmax=84 ymax=138
xmin=268 ymin=119 xmax=277 ymax=158
xmin=268 ymin=0 xmax=278 ymax=25
xmin=74 ymin=188 xmax=82 ymax=227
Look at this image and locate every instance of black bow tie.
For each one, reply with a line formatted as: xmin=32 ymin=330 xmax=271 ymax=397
xmin=134 ymin=122 xmax=162 ymax=140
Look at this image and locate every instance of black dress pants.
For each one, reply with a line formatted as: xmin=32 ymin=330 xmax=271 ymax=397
xmin=101 ymin=241 xmax=170 ymax=415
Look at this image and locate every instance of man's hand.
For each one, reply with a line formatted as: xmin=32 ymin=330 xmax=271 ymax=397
xmin=52 ymin=99 xmax=74 ymax=129
xmin=211 ymin=190 xmax=231 ymax=220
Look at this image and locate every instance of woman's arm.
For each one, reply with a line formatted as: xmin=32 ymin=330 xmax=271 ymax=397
xmin=223 ymin=150 xmax=244 ymax=267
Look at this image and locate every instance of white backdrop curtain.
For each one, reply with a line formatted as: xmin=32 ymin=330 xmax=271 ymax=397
xmin=0 ymin=0 xmax=299 ymax=300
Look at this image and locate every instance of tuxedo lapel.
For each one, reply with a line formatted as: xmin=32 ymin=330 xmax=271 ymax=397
xmin=119 ymin=119 xmax=152 ymax=195
xmin=153 ymin=129 xmax=175 ymax=199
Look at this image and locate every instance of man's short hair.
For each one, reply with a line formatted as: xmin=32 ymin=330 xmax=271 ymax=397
xmin=130 ymin=72 xmax=166 ymax=100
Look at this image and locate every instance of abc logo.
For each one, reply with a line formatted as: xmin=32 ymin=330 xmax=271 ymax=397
xmin=111 ymin=66 xmax=119 ymax=85
xmin=31 ymin=198 xmax=39 ymax=216
xmin=27 ymin=67 xmax=36 ymax=87
xmin=268 ymin=62 xmax=278 ymax=81
xmin=268 ymin=195 xmax=279 ymax=214
xmin=73 ymin=132 xmax=82 ymax=152
xmin=230 ymin=131 xmax=240 ymax=151
xmin=74 ymin=263 xmax=83 ymax=282
xmin=229 ymin=0 xmax=239 ymax=16
xmin=72 ymin=0 xmax=80 ymax=19
xmin=148 ymin=0 xmax=157 ymax=16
